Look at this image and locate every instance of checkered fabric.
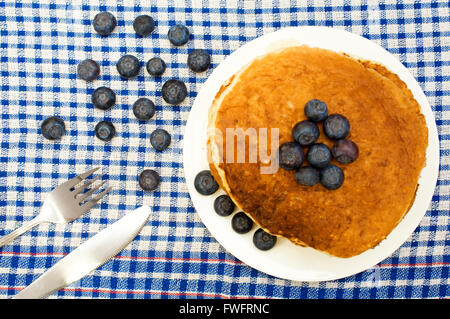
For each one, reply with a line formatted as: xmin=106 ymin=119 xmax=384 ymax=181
xmin=0 ymin=0 xmax=448 ymax=299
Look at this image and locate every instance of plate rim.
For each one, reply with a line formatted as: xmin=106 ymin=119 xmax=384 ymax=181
xmin=182 ymin=26 xmax=440 ymax=282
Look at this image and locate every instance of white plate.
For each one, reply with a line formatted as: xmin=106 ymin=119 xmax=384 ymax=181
xmin=182 ymin=27 xmax=440 ymax=282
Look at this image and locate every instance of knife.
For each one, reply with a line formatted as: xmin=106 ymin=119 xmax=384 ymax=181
xmin=13 ymin=205 xmax=151 ymax=299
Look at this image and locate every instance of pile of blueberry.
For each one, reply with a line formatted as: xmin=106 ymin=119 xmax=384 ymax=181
xmin=194 ymin=170 xmax=277 ymax=251
xmin=279 ymin=99 xmax=359 ymax=190
xmin=39 ymin=12 xmax=212 ymax=192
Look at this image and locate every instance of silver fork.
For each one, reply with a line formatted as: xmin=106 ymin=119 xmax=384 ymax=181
xmin=0 ymin=167 xmax=112 ymax=248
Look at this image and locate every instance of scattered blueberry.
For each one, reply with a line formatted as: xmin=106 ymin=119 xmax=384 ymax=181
xmin=92 ymin=12 xmax=117 ymax=36
xmin=324 ymin=114 xmax=350 ymax=140
xmin=161 ymin=79 xmax=188 ymax=105
xmin=320 ymin=165 xmax=345 ymax=190
xmin=306 ymin=143 xmax=332 ymax=168
xmin=94 ymin=120 xmax=115 ymax=141
xmin=133 ymin=15 xmax=155 ymax=37
xmin=133 ymin=98 xmax=156 ymax=121
xmin=150 ymin=128 xmax=171 ymax=151
xmin=231 ymin=212 xmax=253 ymax=234
xmin=77 ymin=59 xmax=100 ymax=81
xmin=332 ymin=139 xmax=359 ymax=164
xmin=187 ymin=49 xmax=211 ymax=73
xmin=304 ymin=99 xmax=328 ymax=122
xmin=213 ymin=195 xmax=235 ymax=217
xmin=278 ymin=142 xmax=304 ymax=170
xmin=168 ymin=24 xmax=190 ymax=46
xmin=41 ymin=116 xmax=65 ymax=140
xmin=146 ymin=57 xmax=166 ymax=76
xmin=253 ymin=228 xmax=277 ymax=251
xmin=116 ymin=55 xmax=141 ymax=79
xmin=295 ymin=166 xmax=320 ymax=186
xmin=138 ymin=169 xmax=160 ymax=192
xmin=92 ymin=87 xmax=116 ymax=110
xmin=292 ymin=120 xmax=320 ymax=146
xmin=194 ymin=170 xmax=219 ymax=195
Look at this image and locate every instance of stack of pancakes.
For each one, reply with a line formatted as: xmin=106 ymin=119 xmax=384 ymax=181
xmin=207 ymin=45 xmax=427 ymax=258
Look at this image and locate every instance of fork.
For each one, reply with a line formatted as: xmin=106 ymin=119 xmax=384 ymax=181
xmin=0 ymin=167 xmax=112 ymax=248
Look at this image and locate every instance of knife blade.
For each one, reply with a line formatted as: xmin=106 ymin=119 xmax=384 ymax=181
xmin=13 ymin=205 xmax=151 ymax=299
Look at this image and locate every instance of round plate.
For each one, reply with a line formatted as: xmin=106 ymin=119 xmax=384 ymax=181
xmin=183 ymin=27 xmax=440 ymax=282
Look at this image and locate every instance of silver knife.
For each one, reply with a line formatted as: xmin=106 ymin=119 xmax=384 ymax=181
xmin=13 ymin=205 xmax=151 ymax=299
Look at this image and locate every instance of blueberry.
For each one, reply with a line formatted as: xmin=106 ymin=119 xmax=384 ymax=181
xmin=92 ymin=87 xmax=116 ymax=110
xmin=231 ymin=212 xmax=253 ymax=234
xmin=332 ymin=139 xmax=359 ymax=164
xmin=133 ymin=98 xmax=156 ymax=121
xmin=295 ymin=166 xmax=320 ymax=186
xmin=133 ymin=15 xmax=155 ymax=37
xmin=324 ymin=114 xmax=350 ymax=140
xmin=253 ymin=228 xmax=277 ymax=251
xmin=92 ymin=12 xmax=117 ymax=36
xmin=278 ymin=142 xmax=304 ymax=170
xmin=213 ymin=195 xmax=235 ymax=217
xmin=146 ymin=57 xmax=166 ymax=76
xmin=138 ymin=169 xmax=160 ymax=192
xmin=304 ymin=99 xmax=328 ymax=122
xmin=292 ymin=120 xmax=320 ymax=146
xmin=194 ymin=170 xmax=219 ymax=195
xmin=150 ymin=128 xmax=171 ymax=151
xmin=95 ymin=121 xmax=115 ymax=141
xmin=77 ymin=59 xmax=100 ymax=81
xmin=41 ymin=116 xmax=65 ymax=140
xmin=116 ymin=55 xmax=141 ymax=79
xmin=306 ymin=143 xmax=332 ymax=168
xmin=320 ymin=165 xmax=345 ymax=190
xmin=168 ymin=24 xmax=189 ymax=46
xmin=187 ymin=49 xmax=211 ymax=73
xmin=161 ymin=79 xmax=188 ymax=105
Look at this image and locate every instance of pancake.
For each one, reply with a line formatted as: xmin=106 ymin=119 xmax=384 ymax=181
xmin=207 ymin=45 xmax=428 ymax=258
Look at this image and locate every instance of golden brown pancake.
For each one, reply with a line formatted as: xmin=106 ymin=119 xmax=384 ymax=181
xmin=207 ymin=45 xmax=428 ymax=258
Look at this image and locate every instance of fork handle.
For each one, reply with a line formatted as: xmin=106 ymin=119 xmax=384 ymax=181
xmin=0 ymin=216 xmax=47 ymax=248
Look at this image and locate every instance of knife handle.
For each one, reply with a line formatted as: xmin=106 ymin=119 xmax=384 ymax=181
xmin=13 ymin=269 xmax=66 ymax=299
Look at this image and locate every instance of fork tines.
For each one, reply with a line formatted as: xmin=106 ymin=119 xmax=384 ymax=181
xmin=63 ymin=167 xmax=112 ymax=208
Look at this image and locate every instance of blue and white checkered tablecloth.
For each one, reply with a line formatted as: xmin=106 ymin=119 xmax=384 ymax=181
xmin=0 ymin=0 xmax=448 ymax=299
